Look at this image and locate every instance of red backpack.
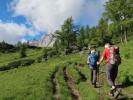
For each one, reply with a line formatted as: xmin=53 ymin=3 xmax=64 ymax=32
xmin=109 ymin=46 xmax=121 ymax=65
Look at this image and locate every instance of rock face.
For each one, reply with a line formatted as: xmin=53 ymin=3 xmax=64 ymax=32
xmin=28 ymin=40 xmax=39 ymax=47
xmin=28 ymin=33 xmax=55 ymax=47
xmin=39 ymin=33 xmax=55 ymax=47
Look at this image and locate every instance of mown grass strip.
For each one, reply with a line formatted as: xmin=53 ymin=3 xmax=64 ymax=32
xmin=69 ymin=63 xmax=99 ymax=100
xmin=63 ymin=67 xmax=82 ymax=100
xmin=51 ymin=67 xmax=60 ymax=100
xmin=57 ymin=66 xmax=72 ymax=100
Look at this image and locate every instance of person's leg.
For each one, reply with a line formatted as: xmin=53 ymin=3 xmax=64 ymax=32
xmin=90 ymin=68 xmax=93 ymax=84
xmin=106 ymin=63 xmax=114 ymax=86
xmin=106 ymin=63 xmax=116 ymax=95
xmin=93 ymin=68 xmax=97 ymax=87
xmin=112 ymin=65 xmax=118 ymax=86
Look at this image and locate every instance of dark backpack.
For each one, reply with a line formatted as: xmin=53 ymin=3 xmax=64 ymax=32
xmin=109 ymin=46 xmax=121 ymax=65
xmin=89 ymin=53 xmax=98 ymax=67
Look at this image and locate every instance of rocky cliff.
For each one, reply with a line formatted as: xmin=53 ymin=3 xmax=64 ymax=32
xmin=39 ymin=33 xmax=55 ymax=47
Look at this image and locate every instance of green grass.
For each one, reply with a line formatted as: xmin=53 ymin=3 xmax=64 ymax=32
xmin=0 ymin=63 xmax=53 ymax=100
xmin=0 ymin=53 xmax=79 ymax=100
xmin=116 ymin=41 xmax=133 ymax=94
xmin=67 ymin=63 xmax=99 ymax=100
xmin=0 ymin=40 xmax=133 ymax=99
xmin=67 ymin=65 xmax=81 ymax=84
xmin=97 ymin=41 xmax=133 ymax=99
xmin=56 ymin=66 xmax=72 ymax=100
xmin=0 ymin=49 xmax=41 ymax=67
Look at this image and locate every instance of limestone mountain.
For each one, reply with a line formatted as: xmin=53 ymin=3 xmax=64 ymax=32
xmin=39 ymin=33 xmax=55 ymax=47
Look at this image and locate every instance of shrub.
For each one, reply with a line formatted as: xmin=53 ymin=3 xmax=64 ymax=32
xmin=20 ymin=59 xmax=34 ymax=66
xmin=0 ymin=59 xmax=35 ymax=71
xmin=0 ymin=65 xmax=10 ymax=71
xmin=0 ymin=41 xmax=17 ymax=53
xmin=47 ymin=49 xmax=58 ymax=58
xmin=36 ymin=56 xmax=42 ymax=63
xmin=41 ymin=47 xmax=56 ymax=60
xmin=8 ymin=61 xmax=21 ymax=68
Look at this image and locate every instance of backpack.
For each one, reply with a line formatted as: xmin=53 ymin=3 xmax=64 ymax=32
xmin=89 ymin=53 xmax=98 ymax=68
xmin=109 ymin=46 xmax=121 ymax=65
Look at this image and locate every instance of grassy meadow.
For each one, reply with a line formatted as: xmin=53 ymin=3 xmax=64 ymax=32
xmin=0 ymin=41 xmax=133 ymax=100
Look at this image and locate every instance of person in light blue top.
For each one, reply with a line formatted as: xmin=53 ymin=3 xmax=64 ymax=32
xmin=87 ymin=48 xmax=99 ymax=88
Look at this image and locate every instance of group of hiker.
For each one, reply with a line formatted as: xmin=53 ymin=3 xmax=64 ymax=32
xmin=87 ymin=43 xmax=121 ymax=96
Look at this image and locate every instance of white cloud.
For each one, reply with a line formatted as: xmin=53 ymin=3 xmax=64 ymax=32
xmin=0 ymin=21 xmax=35 ymax=44
xmin=11 ymin=0 xmax=105 ymax=33
xmin=80 ymin=0 xmax=105 ymax=24
xmin=21 ymin=38 xmax=27 ymax=43
xmin=0 ymin=0 xmax=106 ymax=44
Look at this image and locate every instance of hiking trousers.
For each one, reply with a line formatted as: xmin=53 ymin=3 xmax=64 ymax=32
xmin=106 ymin=63 xmax=118 ymax=87
xmin=90 ymin=67 xmax=98 ymax=85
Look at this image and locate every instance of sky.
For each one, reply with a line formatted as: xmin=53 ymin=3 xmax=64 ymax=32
xmin=0 ymin=0 xmax=107 ymax=44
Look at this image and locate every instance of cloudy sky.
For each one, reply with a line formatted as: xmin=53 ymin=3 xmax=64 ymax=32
xmin=0 ymin=0 xmax=107 ymax=44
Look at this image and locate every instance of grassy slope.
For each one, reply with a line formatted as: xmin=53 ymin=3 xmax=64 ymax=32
xmin=0 ymin=53 xmax=80 ymax=100
xmin=0 ymin=49 xmax=41 ymax=67
xmin=117 ymin=41 xmax=133 ymax=93
xmin=56 ymin=66 xmax=72 ymax=100
xmin=0 ymin=40 xmax=133 ymax=100
xmin=67 ymin=64 xmax=99 ymax=100
xmin=96 ymin=41 xmax=133 ymax=98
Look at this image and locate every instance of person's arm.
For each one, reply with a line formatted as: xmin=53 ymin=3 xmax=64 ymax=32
xmin=97 ymin=49 xmax=105 ymax=65
xmin=87 ymin=56 xmax=90 ymax=64
xmin=97 ymin=56 xmax=104 ymax=65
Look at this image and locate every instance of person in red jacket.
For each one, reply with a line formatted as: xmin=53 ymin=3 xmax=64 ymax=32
xmin=98 ymin=43 xmax=120 ymax=96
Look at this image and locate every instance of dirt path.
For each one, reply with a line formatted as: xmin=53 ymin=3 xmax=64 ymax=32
xmin=91 ymin=70 xmax=133 ymax=100
xmin=63 ymin=67 xmax=82 ymax=100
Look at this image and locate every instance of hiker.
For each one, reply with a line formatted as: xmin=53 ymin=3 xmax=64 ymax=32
xmin=97 ymin=43 xmax=121 ymax=96
xmin=87 ymin=48 xmax=99 ymax=88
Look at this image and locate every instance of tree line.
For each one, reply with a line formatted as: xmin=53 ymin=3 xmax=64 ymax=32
xmin=1 ymin=0 xmax=132 ymax=58
xmin=53 ymin=0 xmax=133 ymax=52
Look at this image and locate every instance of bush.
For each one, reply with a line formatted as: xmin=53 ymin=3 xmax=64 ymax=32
xmin=0 ymin=65 xmax=10 ymax=71
xmin=8 ymin=61 xmax=21 ymax=68
xmin=36 ymin=56 xmax=42 ymax=63
xmin=0 ymin=59 xmax=35 ymax=71
xmin=41 ymin=47 xmax=58 ymax=60
xmin=47 ymin=50 xmax=56 ymax=58
xmin=0 ymin=41 xmax=17 ymax=53
xmin=20 ymin=59 xmax=34 ymax=66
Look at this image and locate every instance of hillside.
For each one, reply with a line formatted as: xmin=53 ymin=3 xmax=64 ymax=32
xmin=0 ymin=41 xmax=133 ymax=100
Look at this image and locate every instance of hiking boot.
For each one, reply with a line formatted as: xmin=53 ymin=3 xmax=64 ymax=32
xmin=109 ymin=90 xmax=114 ymax=97
xmin=94 ymin=85 xmax=98 ymax=88
xmin=109 ymin=86 xmax=117 ymax=97
xmin=113 ymin=88 xmax=121 ymax=98
xmin=91 ymin=81 xmax=94 ymax=85
xmin=93 ymin=84 xmax=97 ymax=88
xmin=109 ymin=89 xmax=114 ymax=97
